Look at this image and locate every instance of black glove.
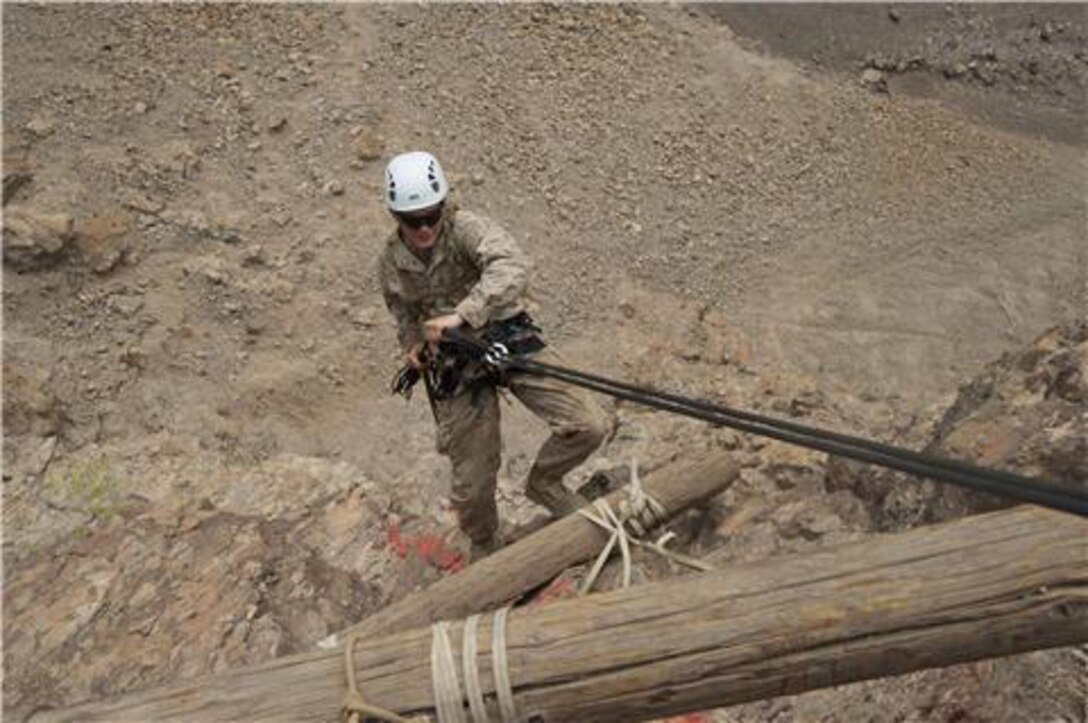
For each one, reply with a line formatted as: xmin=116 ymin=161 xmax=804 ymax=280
xmin=390 ymin=364 xmax=421 ymax=399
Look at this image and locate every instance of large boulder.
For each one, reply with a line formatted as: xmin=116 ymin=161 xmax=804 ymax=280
xmin=829 ymin=322 xmax=1087 ymax=528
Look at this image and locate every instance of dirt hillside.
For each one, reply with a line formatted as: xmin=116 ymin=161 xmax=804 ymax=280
xmin=3 ymin=4 xmax=1085 ymax=721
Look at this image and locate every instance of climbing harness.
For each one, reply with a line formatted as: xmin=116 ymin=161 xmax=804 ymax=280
xmin=390 ymin=313 xmax=545 ymax=402
xmin=436 ymin=327 xmax=1088 ymax=518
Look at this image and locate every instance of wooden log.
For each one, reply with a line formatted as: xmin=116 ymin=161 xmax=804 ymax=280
xmin=318 ymin=454 xmax=743 ymax=647
xmin=35 ymin=506 xmax=1088 ymax=722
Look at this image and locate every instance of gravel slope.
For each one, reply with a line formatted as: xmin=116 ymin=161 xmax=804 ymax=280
xmin=3 ymin=4 xmax=1085 ymax=720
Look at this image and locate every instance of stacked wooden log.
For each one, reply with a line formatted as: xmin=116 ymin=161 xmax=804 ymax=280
xmin=322 ymin=454 xmax=742 ymax=646
xmin=35 ymin=502 xmax=1088 ymax=722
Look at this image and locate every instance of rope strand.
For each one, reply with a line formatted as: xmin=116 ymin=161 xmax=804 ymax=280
xmin=431 ymin=622 xmax=467 ymax=723
xmin=462 ymin=615 xmax=489 ymax=723
xmin=341 ymin=634 xmax=414 ymax=723
xmin=492 ymin=607 xmax=520 ymax=723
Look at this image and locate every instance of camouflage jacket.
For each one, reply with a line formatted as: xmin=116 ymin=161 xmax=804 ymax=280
xmin=378 ymin=208 xmax=531 ymax=350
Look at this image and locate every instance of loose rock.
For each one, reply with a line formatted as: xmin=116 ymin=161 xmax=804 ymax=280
xmin=25 ymin=115 xmax=56 ymax=139
xmin=860 ymin=68 xmax=888 ymax=93
xmin=2 ymin=206 xmax=74 ymax=270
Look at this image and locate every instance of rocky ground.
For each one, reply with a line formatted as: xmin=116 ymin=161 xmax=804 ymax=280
xmin=3 ymin=4 xmax=1085 ymax=722
xmin=709 ymin=3 xmax=1087 ymax=145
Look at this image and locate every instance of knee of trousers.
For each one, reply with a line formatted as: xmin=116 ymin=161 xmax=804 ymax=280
xmin=448 ymin=447 xmax=501 ymax=513
xmin=555 ymin=413 xmax=609 ymax=451
xmin=449 ymin=444 xmax=502 ymax=485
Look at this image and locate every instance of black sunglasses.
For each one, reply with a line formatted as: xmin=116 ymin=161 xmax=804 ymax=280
xmin=397 ymin=206 xmax=444 ymax=230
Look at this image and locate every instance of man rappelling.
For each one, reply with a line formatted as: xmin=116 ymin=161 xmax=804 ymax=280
xmin=377 ymin=150 xmax=609 ymax=560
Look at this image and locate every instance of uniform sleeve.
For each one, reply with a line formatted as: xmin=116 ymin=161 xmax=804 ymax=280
xmin=378 ymin=253 xmax=423 ymax=350
xmin=453 ymin=212 xmax=530 ymax=328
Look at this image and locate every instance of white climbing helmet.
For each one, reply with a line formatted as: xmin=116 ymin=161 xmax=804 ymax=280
xmin=384 ymin=151 xmax=449 ymax=213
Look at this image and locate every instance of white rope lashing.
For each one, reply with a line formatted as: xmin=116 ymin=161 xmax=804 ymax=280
xmin=429 ymin=607 xmax=521 ymax=723
xmin=615 ymin=458 xmax=668 ymax=536
xmin=491 ymin=607 xmax=520 ymax=723
xmin=431 ymin=621 xmax=467 ymax=723
xmin=577 ymin=498 xmax=632 ymax=593
xmin=378 ymin=459 xmax=716 ymax=723
xmin=578 ymin=460 xmax=714 ymax=594
xmin=461 ymin=614 xmax=489 ymax=723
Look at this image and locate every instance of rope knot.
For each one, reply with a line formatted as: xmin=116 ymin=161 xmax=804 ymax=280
xmin=616 ymin=460 xmax=668 ymax=537
xmin=577 ymin=460 xmax=713 ymax=595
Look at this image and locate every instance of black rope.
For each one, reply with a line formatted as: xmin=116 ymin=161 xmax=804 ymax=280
xmin=514 ymin=358 xmax=1088 ymax=516
xmin=440 ymin=328 xmax=1088 ymax=518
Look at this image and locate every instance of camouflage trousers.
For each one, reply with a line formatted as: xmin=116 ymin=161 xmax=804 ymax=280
xmin=431 ymin=347 xmax=609 ymax=545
